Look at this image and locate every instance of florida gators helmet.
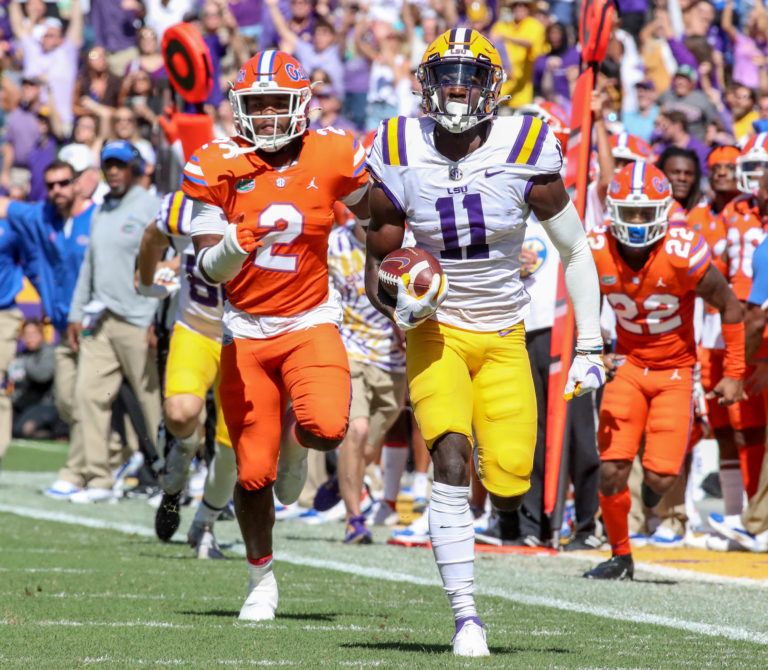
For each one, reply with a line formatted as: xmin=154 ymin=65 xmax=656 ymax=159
xmin=610 ymin=132 xmax=653 ymax=168
xmin=417 ymin=28 xmax=506 ymax=134
xmin=606 ymin=162 xmax=673 ymax=248
xmin=514 ymin=101 xmax=570 ymax=150
xmin=737 ymin=132 xmax=768 ymax=194
xmin=229 ymin=50 xmax=312 ymax=153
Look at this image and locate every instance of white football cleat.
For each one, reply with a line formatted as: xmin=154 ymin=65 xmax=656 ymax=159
xmin=239 ymin=570 xmax=279 ymax=621
xmin=42 ymin=480 xmax=81 ymax=500
xmin=708 ymin=513 xmax=768 ymax=553
xmin=69 ymin=487 xmax=116 ymax=504
xmin=452 ymin=617 xmax=490 ymax=657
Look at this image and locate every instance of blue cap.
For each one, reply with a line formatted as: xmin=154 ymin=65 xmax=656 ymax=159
xmin=101 ymin=140 xmax=137 ymax=164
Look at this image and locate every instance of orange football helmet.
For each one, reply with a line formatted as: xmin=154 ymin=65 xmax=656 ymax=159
xmin=737 ymin=132 xmax=768 ymax=193
xmin=417 ymin=28 xmax=506 ymax=133
xmin=229 ymin=50 xmax=312 ymax=153
xmin=606 ymin=162 xmax=673 ymax=247
xmin=610 ymin=132 xmax=653 ymax=167
xmin=514 ymin=101 xmax=570 ymax=150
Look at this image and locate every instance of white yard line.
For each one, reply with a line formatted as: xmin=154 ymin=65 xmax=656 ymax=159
xmin=1 ymin=503 xmax=767 ymax=647
xmin=8 ymin=440 xmax=68 ymax=454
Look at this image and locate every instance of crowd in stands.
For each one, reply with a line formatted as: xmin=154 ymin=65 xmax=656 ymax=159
xmin=0 ymin=0 xmax=767 ymax=555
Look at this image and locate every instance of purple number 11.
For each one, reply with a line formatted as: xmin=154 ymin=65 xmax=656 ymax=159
xmin=435 ymin=193 xmax=489 ymax=260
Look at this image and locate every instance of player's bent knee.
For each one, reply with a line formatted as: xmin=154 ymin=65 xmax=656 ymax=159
xmin=297 ymin=424 xmax=344 ymax=452
xmin=164 ymin=394 xmax=204 ymax=437
xmin=480 ymin=445 xmax=534 ymax=497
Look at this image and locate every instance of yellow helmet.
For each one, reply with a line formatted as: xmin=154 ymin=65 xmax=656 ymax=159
xmin=417 ymin=28 xmax=506 ymax=134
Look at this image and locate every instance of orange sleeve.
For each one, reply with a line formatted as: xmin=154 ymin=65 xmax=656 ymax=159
xmin=181 ymin=142 xmax=228 ymax=207
xmin=330 ymin=131 xmax=369 ymax=201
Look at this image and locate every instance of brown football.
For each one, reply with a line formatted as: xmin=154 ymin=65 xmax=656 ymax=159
xmin=378 ymin=247 xmax=443 ymax=299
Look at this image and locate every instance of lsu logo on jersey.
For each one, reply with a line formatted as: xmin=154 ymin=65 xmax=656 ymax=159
xmin=520 ymin=238 xmax=547 ymax=278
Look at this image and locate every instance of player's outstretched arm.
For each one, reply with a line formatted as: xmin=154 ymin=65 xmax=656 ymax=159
xmin=365 ymin=183 xmax=406 ymax=320
xmin=530 ymin=175 xmax=605 ymax=399
xmin=696 ymin=264 xmax=746 ymax=405
xmin=136 ymin=222 xmax=177 ymax=298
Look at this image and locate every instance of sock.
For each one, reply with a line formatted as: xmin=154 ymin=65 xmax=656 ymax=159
xmin=194 ymin=499 xmax=225 ymax=527
xmin=199 ymin=442 xmax=237 ymax=511
xmin=161 ymin=427 xmax=201 ymax=495
xmin=720 ymin=462 xmax=745 ymax=515
xmin=599 ymin=488 xmax=632 ymax=556
xmin=382 ymin=445 xmax=409 ymax=502
xmin=412 ymin=471 xmax=429 ymax=500
xmin=247 ymin=555 xmax=273 ymax=584
xmin=429 ymin=482 xmax=476 ymax=622
xmin=739 ymin=444 xmax=766 ymax=498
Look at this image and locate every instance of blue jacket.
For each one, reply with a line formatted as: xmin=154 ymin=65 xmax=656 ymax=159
xmin=7 ymin=201 xmax=95 ymax=333
xmin=0 ymin=218 xmax=24 ymax=309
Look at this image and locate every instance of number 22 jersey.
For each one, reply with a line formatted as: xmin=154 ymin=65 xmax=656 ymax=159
xmin=367 ymin=115 xmax=563 ymax=332
xmin=587 ymin=224 xmax=711 ymax=369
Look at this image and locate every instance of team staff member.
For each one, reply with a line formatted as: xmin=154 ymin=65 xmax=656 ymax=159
xmin=66 ymin=140 xmax=162 ymax=503
xmin=0 ymin=159 xmax=95 ymax=497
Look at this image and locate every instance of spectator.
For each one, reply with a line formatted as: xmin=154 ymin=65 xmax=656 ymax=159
xmin=532 ymin=22 xmax=579 ymax=110
xmin=73 ymin=46 xmax=123 ymax=119
xmin=110 ymin=106 xmax=156 ymax=187
xmin=0 ymin=75 xmax=43 ymax=193
xmin=638 ymin=5 xmax=676 ymax=94
xmin=653 ymin=109 xmax=711 ymax=177
xmin=126 ymin=26 xmax=166 ymax=80
xmin=405 ymin=6 xmax=444 ymax=73
xmin=260 ymin=0 xmax=314 ymax=50
xmin=266 ymin=0 xmax=345 ymax=98
xmin=140 ymin=0 xmax=196 ymax=42
xmin=10 ymin=0 xmax=83 ymax=131
xmin=658 ymin=64 xmax=719 ymax=142
xmin=622 ymin=80 xmax=660 ymax=143
xmin=65 ymin=140 xmax=162 ymax=503
xmin=10 ymin=319 xmax=66 ymax=440
xmin=308 ymin=83 xmax=357 ymax=131
xmin=58 ymin=142 xmax=109 ymax=207
xmin=71 ymin=114 xmax=106 ymax=168
xmin=89 ymin=0 xmax=142 ymax=77
xmin=727 ymin=83 xmax=759 ymax=142
xmin=227 ymin=0 xmax=263 ymax=41
xmin=463 ymin=0 xmax=494 ymax=34
xmin=338 ymin=0 xmax=373 ymax=131
xmin=119 ymin=70 xmax=163 ymax=134
xmin=491 ymin=0 xmax=547 ymax=108
xmin=28 ymin=106 xmax=62 ymax=201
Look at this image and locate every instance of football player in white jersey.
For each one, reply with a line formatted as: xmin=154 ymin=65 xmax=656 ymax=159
xmin=365 ymin=28 xmax=605 ymax=657
xmin=137 ymin=190 xmax=237 ymax=558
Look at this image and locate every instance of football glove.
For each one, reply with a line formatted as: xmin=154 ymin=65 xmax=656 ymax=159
xmin=563 ymin=352 xmax=605 ymax=401
xmin=138 ymin=267 xmax=180 ymax=299
xmin=394 ymin=272 xmax=449 ymax=331
xmin=234 ymin=212 xmax=268 ymax=253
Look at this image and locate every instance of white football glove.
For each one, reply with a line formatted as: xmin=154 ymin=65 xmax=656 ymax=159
xmin=563 ymin=352 xmax=606 ymax=401
xmin=138 ymin=267 xmax=180 ymax=299
xmin=394 ymin=272 xmax=449 ymax=331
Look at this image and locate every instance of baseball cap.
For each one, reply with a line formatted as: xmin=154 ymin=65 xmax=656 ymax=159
xmin=100 ymin=140 xmax=137 ymax=164
xmin=636 ymin=79 xmax=655 ymax=90
xmin=21 ymin=75 xmax=42 ymax=86
xmin=59 ymin=143 xmax=96 ymax=173
xmin=675 ymin=65 xmax=699 ymax=82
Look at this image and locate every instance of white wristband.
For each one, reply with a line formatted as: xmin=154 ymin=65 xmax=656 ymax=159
xmin=198 ymin=224 xmax=250 ymax=285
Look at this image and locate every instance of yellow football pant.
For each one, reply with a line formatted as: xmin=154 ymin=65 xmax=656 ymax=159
xmin=406 ymin=320 xmax=536 ymax=497
xmin=165 ymin=323 xmax=231 ymax=448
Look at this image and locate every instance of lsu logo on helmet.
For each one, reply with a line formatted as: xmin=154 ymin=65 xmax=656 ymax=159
xmin=606 ymin=162 xmax=672 ymax=248
xmin=417 ymin=28 xmax=506 ymax=134
xmin=228 ymin=50 xmax=312 ymax=154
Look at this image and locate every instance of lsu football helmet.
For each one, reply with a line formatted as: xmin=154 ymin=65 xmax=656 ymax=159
xmin=606 ymin=162 xmax=673 ymax=248
xmin=610 ymin=132 xmax=653 ymax=167
xmin=417 ymin=28 xmax=506 ymax=134
xmin=514 ymin=101 xmax=570 ymax=150
xmin=229 ymin=50 xmax=312 ymax=153
xmin=736 ymin=132 xmax=768 ymax=193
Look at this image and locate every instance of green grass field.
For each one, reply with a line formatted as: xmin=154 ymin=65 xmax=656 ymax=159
xmin=2 ymin=439 xmax=767 ymax=669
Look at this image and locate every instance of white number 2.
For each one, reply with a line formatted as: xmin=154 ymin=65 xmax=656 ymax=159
xmin=664 ymin=226 xmax=695 ymax=258
xmin=252 ymin=203 xmax=304 ymax=273
xmin=606 ymin=292 xmax=682 ymax=335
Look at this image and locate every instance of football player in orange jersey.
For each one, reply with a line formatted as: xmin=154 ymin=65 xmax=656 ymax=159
xmin=584 ymin=162 xmax=745 ymax=580
xmin=656 ymin=146 xmax=703 ymax=215
xmin=688 ymin=146 xmax=764 ymax=524
xmin=716 ymin=134 xmax=768 ymax=506
xmin=182 ymin=50 xmax=369 ymax=620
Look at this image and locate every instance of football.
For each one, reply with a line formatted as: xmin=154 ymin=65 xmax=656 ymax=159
xmin=378 ymin=247 xmax=443 ymax=299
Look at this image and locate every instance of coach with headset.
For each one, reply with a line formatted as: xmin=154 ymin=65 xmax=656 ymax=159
xmin=64 ymin=140 xmax=163 ymax=503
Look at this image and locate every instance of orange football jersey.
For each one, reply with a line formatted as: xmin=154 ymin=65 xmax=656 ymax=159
xmin=182 ymin=129 xmax=368 ymax=316
xmin=588 ymin=224 xmax=711 ymax=368
xmin=720 ymin=195 xmax=768 ymax=301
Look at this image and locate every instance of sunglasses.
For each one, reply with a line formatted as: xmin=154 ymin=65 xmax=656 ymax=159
xmin=45 ymin=178 xmax=73 ymax=190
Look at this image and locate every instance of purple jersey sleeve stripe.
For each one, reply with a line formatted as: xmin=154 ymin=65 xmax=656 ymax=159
xmin=369 ymin=166 xmax=404 ymax=214
xmin=527 ymin=123 xmax=548 ymax=165
xmin=382 ymin=120 xmax=391 ymax=165
xmin=508 ymin=115 xmax=532 ymax=163
xmin=397 ymin=116 xmax=408 ymax=167
xmin=524 ymin=179 xmax=535 ymax=202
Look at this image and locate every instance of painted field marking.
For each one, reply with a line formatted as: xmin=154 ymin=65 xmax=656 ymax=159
xmin=1 ymin=503 xmax=767 ymax=647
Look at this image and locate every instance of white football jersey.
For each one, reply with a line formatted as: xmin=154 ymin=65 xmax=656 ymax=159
xmin=368 ymin=115 xmax=563 ymax=331
xmin=156 ymin=191 xmax=224 ymax=342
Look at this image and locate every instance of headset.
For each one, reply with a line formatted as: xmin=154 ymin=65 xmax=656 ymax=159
xmin=100 ymin=140 xmax=146 ymax=177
